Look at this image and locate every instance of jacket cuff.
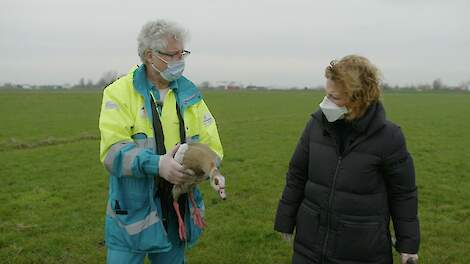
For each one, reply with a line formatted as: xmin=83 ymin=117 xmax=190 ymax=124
xmin=274 ymin=201 xmax=296 ymax=234
xmin=143 ymin=154 xmax=160 ymax=176
xmin=396 ymin=239 xmax=419 ymax=254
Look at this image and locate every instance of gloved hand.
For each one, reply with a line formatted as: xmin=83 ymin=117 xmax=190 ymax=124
xmin=158 ymin=144 xmax=194 ymax=185
xmin=400 ymin=253 xmax=418 ymax=264
xmin=280 ymin=232 xmax=293 ymax=243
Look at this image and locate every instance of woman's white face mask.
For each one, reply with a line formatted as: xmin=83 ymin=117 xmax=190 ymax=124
xmin=319 ymin=96 xmax=348 ymax=122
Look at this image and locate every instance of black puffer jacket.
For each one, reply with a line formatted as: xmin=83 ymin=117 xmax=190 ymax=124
xmin=274 ymin=102 xmax=419 ymax=264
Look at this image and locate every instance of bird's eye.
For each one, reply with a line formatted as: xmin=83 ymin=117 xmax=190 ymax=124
xmin=214 ymin=178 xmax=219 ymax=185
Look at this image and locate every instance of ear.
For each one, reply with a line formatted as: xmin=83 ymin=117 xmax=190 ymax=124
xmin=145 ymin=49 xmax=154 ymax=65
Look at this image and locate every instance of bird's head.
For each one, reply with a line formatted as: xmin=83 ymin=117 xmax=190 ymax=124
xmin=210 ymin=169 xmax=226 ymax=200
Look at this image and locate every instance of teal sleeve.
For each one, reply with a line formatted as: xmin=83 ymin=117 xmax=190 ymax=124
xmin=142 ymin=153 xmax=160 ymax=176
xmin=104 ymin=143 xmax=160 ymax=178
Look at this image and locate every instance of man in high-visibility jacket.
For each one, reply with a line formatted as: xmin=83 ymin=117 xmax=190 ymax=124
xmin=99 ymin=19 xmax=223 ymax=264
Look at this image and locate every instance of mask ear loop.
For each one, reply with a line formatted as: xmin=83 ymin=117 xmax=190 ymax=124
xmin=150 ymin=51 xmax=170 ymax=74
xmin=151 ymin=49 xmax=170 ymax=67
xmin=157 ymin=55 xmax=169 ymax=64
xmin=151 ymin=63 xmax=162 ymax=74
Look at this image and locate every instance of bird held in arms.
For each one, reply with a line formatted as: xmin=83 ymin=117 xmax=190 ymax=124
xmin=172 ymin=142 xmax=226 ymax=240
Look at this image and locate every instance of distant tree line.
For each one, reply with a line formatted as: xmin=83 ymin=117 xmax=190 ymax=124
xmin=0 ymin=70 xmax=121 ymax=91
xmin=380 ymin=78 xmax=470 ymax=92
xmin=73 ymin=70 xmax=121 ymax=90
xmin=1 ymin=75 xmax=469 ymax=92
xmin=197 ymin=78 xmax=470 ymax=92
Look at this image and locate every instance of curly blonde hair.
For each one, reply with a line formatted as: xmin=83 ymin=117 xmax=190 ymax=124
xmin=324 ymin=55 xmax=381 ymax=120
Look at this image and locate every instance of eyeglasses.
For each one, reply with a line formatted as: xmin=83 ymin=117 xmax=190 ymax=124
xmin=155 ymin=49 xmax=191 ymax=59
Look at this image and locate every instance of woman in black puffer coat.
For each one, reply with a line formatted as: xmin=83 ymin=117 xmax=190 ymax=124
xmin=274 ymin=55 xmax=419 ymax=264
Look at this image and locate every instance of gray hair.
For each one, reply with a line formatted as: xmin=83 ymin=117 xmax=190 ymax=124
xmin=137 ymin=19 xmax=188 ymax=63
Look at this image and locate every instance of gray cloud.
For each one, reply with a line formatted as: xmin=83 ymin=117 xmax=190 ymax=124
xmin=1 ymin=0 xmax=469 ymax=87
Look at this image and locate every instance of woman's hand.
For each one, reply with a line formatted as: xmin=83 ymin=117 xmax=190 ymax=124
xmin=400 ymin=253 xmax=418 ymax=264
xmin=280 ymin=232 xmax=293 ymax=243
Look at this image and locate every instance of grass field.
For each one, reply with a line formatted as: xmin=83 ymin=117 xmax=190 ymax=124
xmin=0 ymin=89 xmax=469 ymax=263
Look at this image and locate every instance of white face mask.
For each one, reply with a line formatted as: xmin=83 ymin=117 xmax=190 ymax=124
xmin=151 ymin=58 xmax=185 ymax=82
xmin=319 ymin=96 xmax=348 ymax=122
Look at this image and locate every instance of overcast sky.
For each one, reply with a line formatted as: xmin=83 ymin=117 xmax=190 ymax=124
xmin=1 ymin=0 xmax=469 ymax=88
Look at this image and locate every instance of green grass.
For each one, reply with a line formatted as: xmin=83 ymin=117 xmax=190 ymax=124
xmin=0 ymin=90 xmax=469 ymax=263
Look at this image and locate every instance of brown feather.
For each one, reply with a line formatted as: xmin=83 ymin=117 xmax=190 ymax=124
xmin=172 ymin=143 xmax=222 ymax=200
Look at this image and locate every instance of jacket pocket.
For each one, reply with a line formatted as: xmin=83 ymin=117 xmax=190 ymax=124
xmin=334 ymin=220 xmax=387 ymax=261
xmin=106 ymin=205 xmax=171 ymax=252
xmin=106 ymin=177 xmax=171 ymax=252
xmin=115 ymin=177 xmax=150 ymax=211
xmin=294 ymin=202 xmax=321 ymax=249
xmin=124 ymin=193 xmax=148 ymax=210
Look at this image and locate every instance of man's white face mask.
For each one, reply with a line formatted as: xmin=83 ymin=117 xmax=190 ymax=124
xmin=319 ymin=96 xmax=348 ymax=122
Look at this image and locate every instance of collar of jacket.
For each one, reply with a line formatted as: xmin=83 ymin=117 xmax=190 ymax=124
xmin=312 ymin=101 xmax=387 ymax=138
xmin=132 ymin=64 xmax=203 ymax=120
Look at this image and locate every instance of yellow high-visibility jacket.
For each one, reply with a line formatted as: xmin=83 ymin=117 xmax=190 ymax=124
xmin=99 ymin=64 xmax=223 ymax=253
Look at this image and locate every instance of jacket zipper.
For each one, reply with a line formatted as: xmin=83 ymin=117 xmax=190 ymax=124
xmin=321 ymin=156 xmax=342 ymax=263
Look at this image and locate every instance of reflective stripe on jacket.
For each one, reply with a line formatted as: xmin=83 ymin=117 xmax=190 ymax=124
xmin=99 ymin=65 xmax=223 ymax=252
